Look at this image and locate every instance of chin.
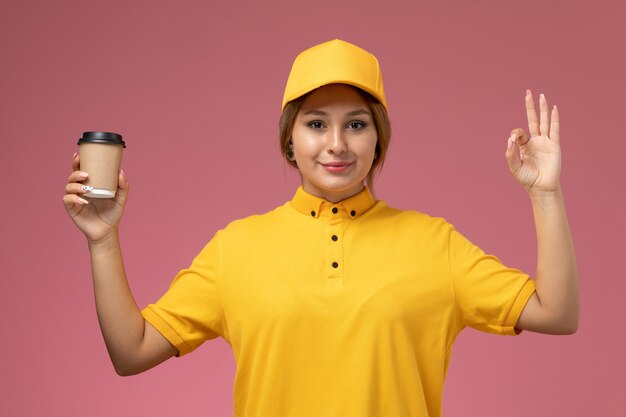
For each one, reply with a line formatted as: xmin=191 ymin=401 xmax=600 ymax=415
xmin=313 ymin=180 xmax=364 ymax=197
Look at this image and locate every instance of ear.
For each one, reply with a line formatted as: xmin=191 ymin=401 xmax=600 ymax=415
xmin=286 ymin=143 xmax=296 ymax=162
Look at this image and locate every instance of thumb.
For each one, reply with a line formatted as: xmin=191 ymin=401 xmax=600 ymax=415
xmin=115 ymin=169 xmax=130 ymax=203
xmin=118 ymin=169 xmax=128 ymax=190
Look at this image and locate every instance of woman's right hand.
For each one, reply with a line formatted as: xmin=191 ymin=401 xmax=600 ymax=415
xmin=63 ymin=153 xmax=129 ymax=243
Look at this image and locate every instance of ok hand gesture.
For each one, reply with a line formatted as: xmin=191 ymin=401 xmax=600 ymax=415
xmin=506 ymin=90 xmax=561 ymax=193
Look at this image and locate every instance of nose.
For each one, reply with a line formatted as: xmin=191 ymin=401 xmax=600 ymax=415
xmin=327 ymin=125 xmax=348 ymax=155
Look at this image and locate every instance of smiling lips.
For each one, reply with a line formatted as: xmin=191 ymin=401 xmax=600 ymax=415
xmin=321 ymin=161 xmax=353 ymax=173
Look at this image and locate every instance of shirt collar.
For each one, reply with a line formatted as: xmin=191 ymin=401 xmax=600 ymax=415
xmin=290 ymin=186 xmax=376 ymax=219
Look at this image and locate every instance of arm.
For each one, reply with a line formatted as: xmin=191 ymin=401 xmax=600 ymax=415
xmin=64 ymin=154 xmax=178 ymax=375
xmin=506 ymin=91 xmax=579 ymax=335
xmin=89 ymin=232 xmax=178 ymax=375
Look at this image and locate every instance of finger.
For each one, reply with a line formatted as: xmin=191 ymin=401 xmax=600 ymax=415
xmin=549 ymin=105 xmax=560 ymax=144
xmin=506 ymin=132 xmax=523 ymax=174
xmin=525 ymin=90 xmax=540 ymax=137
xmin=65 ymin=182 xmax=94 ymax=195
xmin=72 ymin=152 xmax=80 ymax=171
xmin=539 ymin=93 xmax=549 ymax=137
xmin=510 ymin=128 xmax=530 ymax=146
xmin=63 ymin=193 xmax=89 ymax=211
xmin=67 ymin=170 xmax=89 ymax=183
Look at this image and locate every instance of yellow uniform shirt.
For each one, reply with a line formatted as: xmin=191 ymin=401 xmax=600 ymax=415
xmin=142 ymin=186 xmax=536 ymax=417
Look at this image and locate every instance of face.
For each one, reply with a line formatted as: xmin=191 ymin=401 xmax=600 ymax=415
xmin=290 ymin=84 xmax=378 ymax=203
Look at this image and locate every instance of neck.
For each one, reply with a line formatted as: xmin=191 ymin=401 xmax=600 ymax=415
xmin=301 ymin=183 xmax=365 ymax=203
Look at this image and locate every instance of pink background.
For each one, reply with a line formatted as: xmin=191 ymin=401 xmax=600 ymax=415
xmin=1 ymin=0 xmax=624 ymax=415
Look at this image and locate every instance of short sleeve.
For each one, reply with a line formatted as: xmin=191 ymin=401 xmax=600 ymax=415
xmin=448 ymin=224 xmax=536 ymax=335
xmin=141 ymin=231 xmax=226 ymax=356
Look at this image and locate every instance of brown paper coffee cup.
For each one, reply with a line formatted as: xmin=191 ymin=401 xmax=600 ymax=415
xmin=77 ymin=132 xmax=126 ymax=198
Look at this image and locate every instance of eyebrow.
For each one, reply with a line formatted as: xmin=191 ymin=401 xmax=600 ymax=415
xmin=302 ymin=109 xmax=371 ymax=117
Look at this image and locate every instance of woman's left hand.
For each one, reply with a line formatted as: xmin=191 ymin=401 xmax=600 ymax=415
xmin=506 ymin=90 xmax=561 ymax=193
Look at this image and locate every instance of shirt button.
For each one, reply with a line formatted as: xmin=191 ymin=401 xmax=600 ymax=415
xmin=310 ymin=210 xmax=316 ymax=217
xmin=332 ymin=262 xmax=339 ymax=268
xmin=332 ymin=207 xmax=338 ymax=214
xmin=331 ymin=235 xmax=338 ymax=241
xmin=350 ymin=210 xmax=356 ymax=217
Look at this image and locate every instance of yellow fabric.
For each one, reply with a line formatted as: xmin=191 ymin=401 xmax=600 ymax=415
xmin=142 ymin=186 xmax=536 ymax=417
xmin=281 ymin=39 xmax=387 ymax=110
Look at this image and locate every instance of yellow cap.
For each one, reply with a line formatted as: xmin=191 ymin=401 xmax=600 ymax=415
xmin=281 ymin=39 xmax=387 ymax=110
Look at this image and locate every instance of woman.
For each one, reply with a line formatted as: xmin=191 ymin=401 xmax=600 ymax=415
xmin=63 ymin=39 xmax=578 ymax=417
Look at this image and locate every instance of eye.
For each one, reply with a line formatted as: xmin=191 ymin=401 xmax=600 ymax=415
xmin=347 ymin=121 xmax=366 ymax=130
xmin=308 ymin=121 xmax=325 ymax=129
